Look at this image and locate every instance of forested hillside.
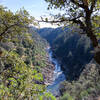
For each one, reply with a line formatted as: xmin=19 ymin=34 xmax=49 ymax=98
xmin=59 ymin=60 xmax=100 ymax=100
xmin=38 ymin=26 xmax=100 ymax=100
xmin=0 ymin=6 xmax=56 ymax=99
xmin=37 ymin=27 xmax=64 ymax=45
xmin=38 ymin=27 xmax=94 ymax=80
xmin=0 ymin=0 xmax=100 ymax=99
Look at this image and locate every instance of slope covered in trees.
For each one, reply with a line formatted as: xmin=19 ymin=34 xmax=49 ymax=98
xmin=38 ymin=26 xmax=93 ymax=80
xmin=37 ymin=27 xmax=64 ymax=45
xmin=59 ymin=60 xmax=100 ymax=100
xmin=0 ymin=0 xmax=100 ymax=99
xmin=38 ymin=24 xmax=100 ymax=100
xmin=0 ymin=6 xmax=56 ymax=99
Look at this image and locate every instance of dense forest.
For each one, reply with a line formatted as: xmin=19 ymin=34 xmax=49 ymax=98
xmin=38 ymin=27 xmax=93 ymax=80
xmin=0 ymin=0 xmax=100 ymax=100
xmin=38 ymin=26 xmax=100 ymax=100
xmin=0 ymin=6 xmax=56 ymax=99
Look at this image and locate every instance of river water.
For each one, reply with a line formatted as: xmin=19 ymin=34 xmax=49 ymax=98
xmin=46 ymin=48 xmax=66 ymax=96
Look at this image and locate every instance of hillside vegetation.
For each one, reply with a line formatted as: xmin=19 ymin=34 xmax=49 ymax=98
xmin=0 ymin=6 xmax=56 ymax=100
xmin=38 ymin=26 xmax=100 ymax=100
xmin=38 ymin=27 xmax=93 ymax=80
xmin=59 ymin=60 xmax=100 ymax=100
xmin=0 ymin=1 xmax=100 ymax=99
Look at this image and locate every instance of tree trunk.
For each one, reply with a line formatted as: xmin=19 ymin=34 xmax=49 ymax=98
xmin=85 ymin=11 xmax=100 ymax=64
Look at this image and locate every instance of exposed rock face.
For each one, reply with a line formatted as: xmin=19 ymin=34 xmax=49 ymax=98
xmin=41 ymin=54 xmax=55 ymax=85
xmin=42 ymin=64 xmax=55 ymax=85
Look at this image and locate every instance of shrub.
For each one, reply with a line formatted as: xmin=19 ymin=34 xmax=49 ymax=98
xmin=39 ymin=92 xmax=56 ymax=100
xmin=60 ymin=93 xmax=74 ymax=100
xmin=16 ymin=47 xmax=24 ymax=56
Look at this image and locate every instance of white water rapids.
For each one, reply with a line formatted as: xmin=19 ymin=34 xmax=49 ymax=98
xmin=46 ymin=48 xmax=66 ymax=96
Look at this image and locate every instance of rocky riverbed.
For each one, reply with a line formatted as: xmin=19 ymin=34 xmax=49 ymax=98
xmin=45 ymin=48 xmax=66 ymax=96
xmin=42 ymin=61 xmax=55 ymax=85
xmin=41 ymin=47 xmax=66 ymax=97
xmin=41 ymin=47 xmax=55 ymax=85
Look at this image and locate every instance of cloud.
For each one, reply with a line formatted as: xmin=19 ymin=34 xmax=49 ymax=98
xmin=35 ymin=16 xmax=58 ymax=28
xmin=39 ymin=22 xmax=58 ymax=28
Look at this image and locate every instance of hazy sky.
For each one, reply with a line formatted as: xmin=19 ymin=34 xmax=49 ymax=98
xmin=0 ymin=0 xmax=59 ymax=28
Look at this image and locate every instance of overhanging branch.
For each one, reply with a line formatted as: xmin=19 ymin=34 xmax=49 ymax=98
xmin=70 ymin=0 xmax=87 ymax=9
xmin=37 ymin=15 xmax=86 ymax=34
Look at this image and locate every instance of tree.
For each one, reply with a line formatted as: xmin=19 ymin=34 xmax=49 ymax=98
xmin=0 ymin=6 xmax=36 ymax=42
xmin=44 ymin=0 xmax=100 ymax=64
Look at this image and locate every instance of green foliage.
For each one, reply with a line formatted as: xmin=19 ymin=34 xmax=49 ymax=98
xmin=0 ymin=6 xmax=36 ymax=42
xmin=33 ymin=73 xmax=43 ymax=81
xmin=60 ymin=93 xmax=74 ymax=100
xmin=0 ymin=50 xmax=46 ymax=99
xmin=80 ymin=90 xmax=89 ymax=99
xmin=44 ymin=0 xmax=100 ymax=40
xmin=60 ymin=63 xmax=100 ymax=100
xmin=92 ymin=16 xmax=100 ymax=38
xmin=39 ymin=92 xmax=56 ymax=100
xmin=16 ymin=47 xmax=24 ymax=56
xmin=0 ymin=5 xmax=55 ymax=100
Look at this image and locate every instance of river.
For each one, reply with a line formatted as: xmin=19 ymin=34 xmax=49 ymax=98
xmin=46 ymin=48 xmax=66 ymax=96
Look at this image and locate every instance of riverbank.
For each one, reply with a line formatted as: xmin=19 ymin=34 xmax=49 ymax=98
xmin=41 ymin=47 xmax=55 ymax=85
xmin=42 ymin=60 xmax=55 ymax=85
xmin=45 ymin=48 xmax=66 ymax=97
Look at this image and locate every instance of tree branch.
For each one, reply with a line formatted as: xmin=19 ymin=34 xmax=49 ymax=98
xmin=38 ymin=15 xmax=84 ymax=23
xmin=0 ymin=24 xmax=17 ymax=37
xmin=70 ymin=0 xmax=86 ymax=9
xmin=38 ymin=15 xmax=86 ymax=34
xmin=90 ymin=0 xmax=97 ymax=13
xmin=0 ymin=22 xmax=25 ymax=41
xmin=72 ymin=19 xmax=85 ymax=28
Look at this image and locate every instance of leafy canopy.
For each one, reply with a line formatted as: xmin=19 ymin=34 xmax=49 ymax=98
xmin=0 ymin=5 xmax=37 ymax=42
xmin=45 ymin=0 xmax=100 ymax=27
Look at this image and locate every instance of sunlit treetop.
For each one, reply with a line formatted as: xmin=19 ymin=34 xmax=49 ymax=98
xmin=0 ymin=6 xmax=37 ymax=42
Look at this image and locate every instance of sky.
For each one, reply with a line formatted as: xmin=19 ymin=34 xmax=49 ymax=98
xmin=0 ymin=0 xmax=59 ymax=28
